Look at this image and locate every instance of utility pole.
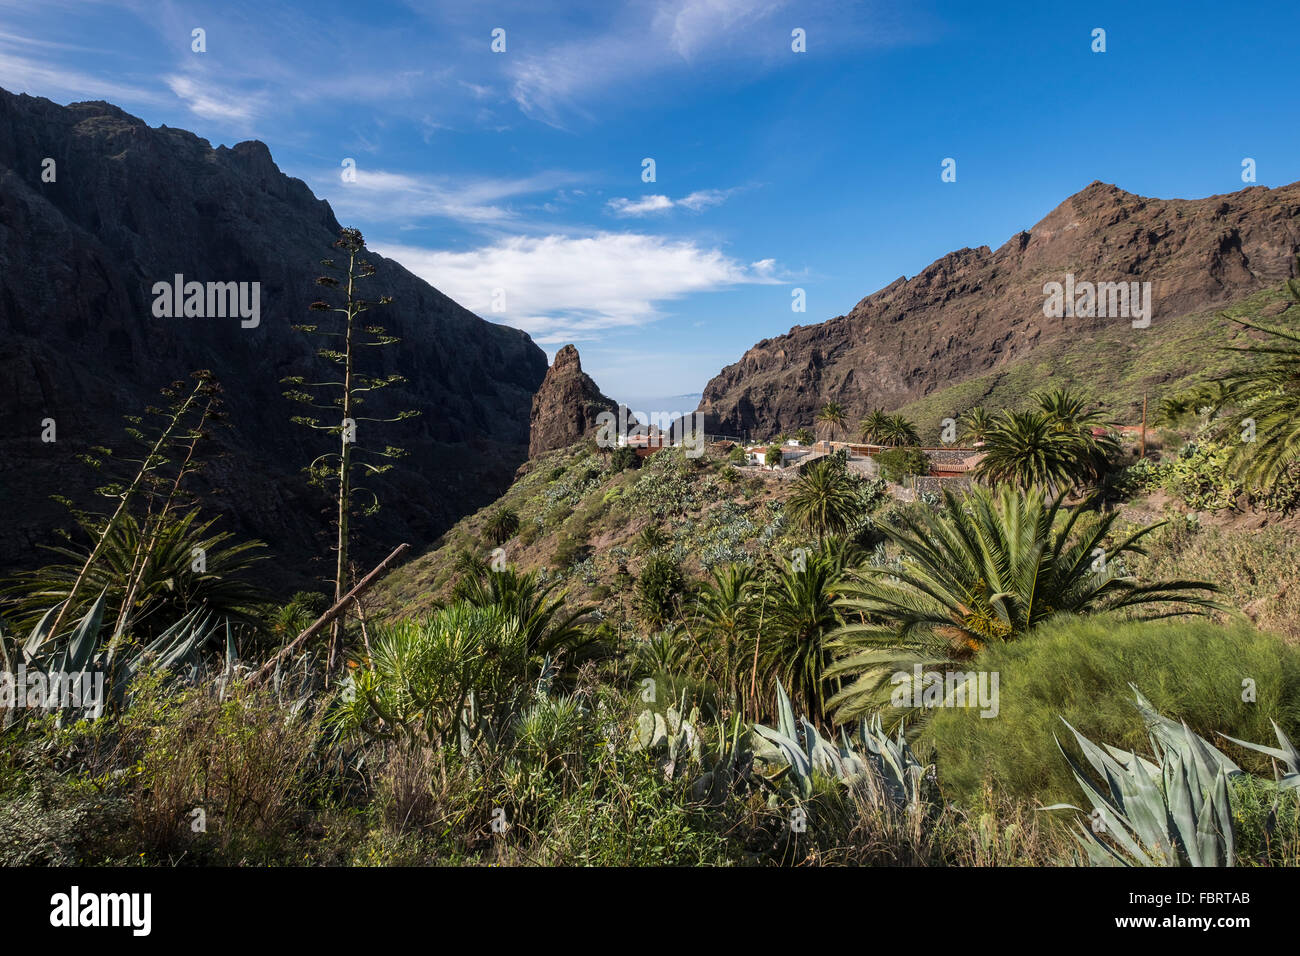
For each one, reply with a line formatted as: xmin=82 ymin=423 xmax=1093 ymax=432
xmin=1140 ymin=392 xmax=1148 ymax=459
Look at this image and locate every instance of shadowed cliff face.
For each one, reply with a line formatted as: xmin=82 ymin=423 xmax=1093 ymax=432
xmin=528 ymin=344 xmax=617 ymax=457
xmin=699 ymin=180 xmax=1300 ymax=436
xmin=0 ymin=88 xmax=547 ymax=594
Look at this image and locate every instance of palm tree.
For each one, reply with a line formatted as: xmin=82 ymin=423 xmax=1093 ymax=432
xmin=1190 ymin=265 xmax=1300 ymax=488
xmin=793 ymin=427 xmax=815 ymax=446
xmin=975 ymin=410 xmax=1078 ymax=491
xmin=960 ymin=406 xmax=994 ymax=445
xmin=785 ymin=458 xmax=861 ymax=547
xmin=682 ymin=564 xmax=761 ymax=712
xmin=761 ymin=549 xmax=845 ymax=724
xmin=1033 ymin=388 xmax=1108 ymax=431
xmin=484 ymin=507 xmax=520 ymax=545
xmin=975 ymin=408 xmax=1116 ymax=492
xmin=825 ymin=485 xmax=1218 ymax=722
xmin=859 ymin=408 xmax=891 ymax=445
xmin=882 ymin=413 xmax=920 ymax=447
xmin=1033 ymin=388 xmax=1118 ymax=477
xmin=454 ymin=566 xmax=592 ymax=662
xmin=816 ymin=401 xmax=847 ymax=444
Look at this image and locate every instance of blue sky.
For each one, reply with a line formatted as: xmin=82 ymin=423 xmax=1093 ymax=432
xmin=3 ymin=0 xmax=1298 ymax=409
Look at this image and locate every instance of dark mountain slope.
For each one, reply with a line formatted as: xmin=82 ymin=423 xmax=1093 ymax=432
xmin=0 ymin=89 xmax=546 ymax=594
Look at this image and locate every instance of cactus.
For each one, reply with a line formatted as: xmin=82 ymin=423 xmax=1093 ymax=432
xmin=629 ymin=693 xmax=701 ymax=779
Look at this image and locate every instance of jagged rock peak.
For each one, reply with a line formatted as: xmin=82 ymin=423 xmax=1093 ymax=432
xmin=529 ymin=344 xmax=618 ymax=458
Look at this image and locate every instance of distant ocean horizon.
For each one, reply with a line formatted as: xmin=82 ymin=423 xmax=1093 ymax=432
xmin=612 ymin=394 xmax=704 ymax=427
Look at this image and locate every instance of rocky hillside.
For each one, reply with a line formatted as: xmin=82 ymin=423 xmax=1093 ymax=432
xmin=0 ymin=89 xmax=546 ymax=593
xmin=529 ymin=344 xmax=617 ymax=457
xmin=699 ymin=180 xmax=1300 ymax=436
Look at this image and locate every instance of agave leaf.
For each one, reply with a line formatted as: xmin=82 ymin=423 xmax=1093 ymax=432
xmin=22 ymin=603 xmax=63 ymax=662
xmin=775 ymin=680 xmax=798 ymax=744
xmin=1219 ymin=721 xmax=1300 ymax=788
xmin=752 ymin=723 xmax=812 ymax=798
xmin=1131 ymin=684 xmax=1240 ymax=776
xmin=1052 ymin=733 xmax=1158 ymax=866
xmin=63 ymin=590 xmax=108 ymax=673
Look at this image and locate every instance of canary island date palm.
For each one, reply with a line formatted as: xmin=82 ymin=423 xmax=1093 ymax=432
xmin=760 ymin=548 xmax=847 ymax=725
xmin=859 ymin=408 xmax=891 ymax=445
xmin=680 ymin=564 xmax=762 ymax=712
xmin=816 ymin=401 xmax=847 ymax=443
xmin=1186 ymin=260 xmax=1300 ymax=489
xmin=960 ymin=406 xmax=994 ymax=445
xmin=826 ymin=485 xmax=1219 ymax=723
xmin=786 ymin=457 xmax=861 ymax=547
xmin=882 ymin=414 xmax=920 ymax=447
xmin=975 ymin=409 xmax=1116 ymax=492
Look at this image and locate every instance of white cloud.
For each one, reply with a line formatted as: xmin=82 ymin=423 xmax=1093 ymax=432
xmin=657 ymin=0 xmax=790 ymax=59
xmin=164 ymin=73 xmax=265 ymax=125
xmin=606 ymin=195 xmax=675 ymax=216
xmin=326 ymin=167 xmax=585 ymax=225
xmin=606 ymin=188 xmax=732 ymax=217
xmin=373 ymin=232 xmax=782 ymax=343
xmin=504 ymin=0 xmax=918 ymax=126
xmin=0 ymin=49 xmax=165 ymax=107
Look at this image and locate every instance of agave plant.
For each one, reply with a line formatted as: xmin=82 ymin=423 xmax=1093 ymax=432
xmin=751 ymin=681 xmax=929 ymax=811
xmin=2 ymin=589 xmax=223 ymax=727
xmin=1046 ymin=688 xmax=1240 ymax=866
xmin=1220 ymin=722 xmax=1300 ymax=790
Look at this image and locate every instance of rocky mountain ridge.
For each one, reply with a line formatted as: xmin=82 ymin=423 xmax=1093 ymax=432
xmin=0 ymin=88 xmax=547 ymax=593
xmin=698 ymin=180 xmax=1300 ymax=436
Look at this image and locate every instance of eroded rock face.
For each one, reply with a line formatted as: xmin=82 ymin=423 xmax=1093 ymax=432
xmin=0 ymin=88 xmax=547 ymax=593
xmin=698 ymin=180 xmax=1300 ymax=436
xmin=528 ymin=345 xmax=617 ymax=457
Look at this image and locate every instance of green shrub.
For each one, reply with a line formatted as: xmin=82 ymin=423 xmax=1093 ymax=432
xmin=875 ymin=446 xmax=928 ymax=482
xmin=552 ymin=534 xmax=591 ymax=570
xmin=610 ymin=446 xmax=640 ymax=471
xmin=728 ymin=445 xmax=747 ymax=464
xmin=637 ymin=555 xmax=685 ymax=628
xmin=1157 ymin=441 xmax=1241 ymax=510
xmin=922 ymin=615 xmax=1300 ymax=808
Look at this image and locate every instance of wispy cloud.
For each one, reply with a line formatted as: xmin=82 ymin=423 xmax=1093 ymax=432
xmin=504 ymin=0 xmax=919 ymax=126
xmin=164 ymin=73 xmax=264 ymax=126
xmin=0 ymin=42 xmax=164 ymax=107
xmin=374 ymin=232 xmax=784 ymax=343
xmin=606 ymin=188 xmax=734 ymax=217
xmin=325 ymin=167 xmax=586 ymax=226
